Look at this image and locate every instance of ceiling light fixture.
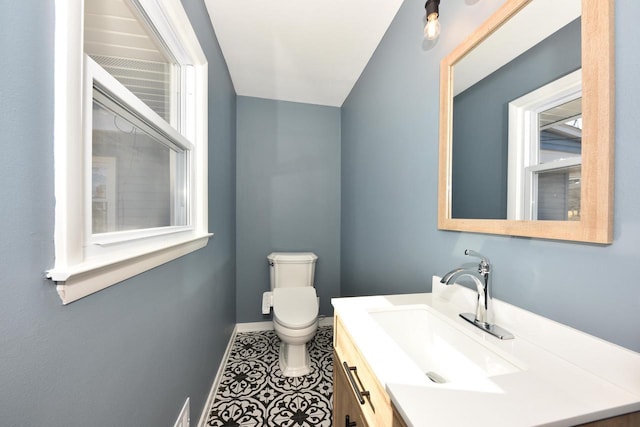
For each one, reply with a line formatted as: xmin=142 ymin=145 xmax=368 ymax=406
xmin=424 ymin=0 xmax=441 ymax=41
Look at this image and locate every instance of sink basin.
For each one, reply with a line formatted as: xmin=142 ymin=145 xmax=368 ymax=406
xmin=368 ymin=306 xmax=521 ymax=384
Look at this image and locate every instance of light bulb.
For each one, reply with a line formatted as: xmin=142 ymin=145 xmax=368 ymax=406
xmin=424 ymin=14 xmax=441 ymax=40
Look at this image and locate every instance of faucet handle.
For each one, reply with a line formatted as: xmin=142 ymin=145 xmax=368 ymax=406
xmin=464 ymin=249 xmax=490 ymax=271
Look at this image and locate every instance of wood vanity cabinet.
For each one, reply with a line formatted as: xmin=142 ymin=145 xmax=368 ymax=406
xmin=333 ymin=315 xmax=408 ymax=427
xmin=333 ymin=354 xmax=368 ymax=427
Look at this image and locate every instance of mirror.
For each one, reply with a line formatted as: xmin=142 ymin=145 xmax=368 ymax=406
xmin=438 ymin=0 xmax=614 ymax=243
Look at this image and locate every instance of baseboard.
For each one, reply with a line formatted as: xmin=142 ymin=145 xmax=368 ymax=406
xmin=236 ymin=316 xmax=334 ymax=332
xmin=196 ymin=324 xmax=238 ymax=427
xmin=318 ymin=315 xmax=334 ymax=327
xmin=235 ymin=321 xmax=274 ymax=332
xmin=195 ymin=316 xmax=334 ymax=426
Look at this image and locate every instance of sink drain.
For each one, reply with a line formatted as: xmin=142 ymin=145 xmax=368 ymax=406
xmin=425 ymin=371 xmax=447 ymax=384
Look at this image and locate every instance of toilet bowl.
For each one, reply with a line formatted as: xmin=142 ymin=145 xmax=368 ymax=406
xmin=263 ymin=252 xmax=319 ymax=377
xmin=272 ymin=287 xmax=319 ymax=377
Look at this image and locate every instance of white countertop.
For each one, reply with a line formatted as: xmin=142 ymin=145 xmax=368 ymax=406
xmin=332 ymin=277 xmax=640 ymax=427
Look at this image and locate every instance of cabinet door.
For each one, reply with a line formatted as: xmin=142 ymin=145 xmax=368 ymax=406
xmin=334 ymin=350 xmax=368 ymax=427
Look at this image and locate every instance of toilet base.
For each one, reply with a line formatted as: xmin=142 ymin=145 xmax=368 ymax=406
xmin=279 ymin=341 xmax=311 ymax=377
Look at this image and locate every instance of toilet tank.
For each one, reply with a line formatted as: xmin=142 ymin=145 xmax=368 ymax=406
xmin=268 ymin=252 xmax=318 ymax=290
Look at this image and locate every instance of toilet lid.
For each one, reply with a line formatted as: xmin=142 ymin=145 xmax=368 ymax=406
xmin=273 ymin=287 xmax=319 ymax=329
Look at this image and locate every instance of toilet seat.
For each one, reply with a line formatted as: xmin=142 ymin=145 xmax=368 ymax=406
xmin=273 ymin=287 xmax=319 ymax=329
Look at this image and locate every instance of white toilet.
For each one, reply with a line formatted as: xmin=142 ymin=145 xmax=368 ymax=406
xmin=262 ymin=252 xmax=319 ymax=377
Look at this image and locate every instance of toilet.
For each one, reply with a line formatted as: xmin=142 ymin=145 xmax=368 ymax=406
xmin=262 ymin=252 xmax=319 ymax=377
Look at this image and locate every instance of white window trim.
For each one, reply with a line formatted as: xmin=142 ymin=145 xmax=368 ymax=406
xmin=507 ymin=69 xmax=581 ymax=220
xmin=50 ymin=0 xmax=211 ymax=304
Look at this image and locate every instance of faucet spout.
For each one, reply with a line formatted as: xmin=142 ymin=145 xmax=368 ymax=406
xmin=441 ymin=262 xmax=481 ymax=285
xmin=440 ymin=250 xmax=513 ymax=340
xmin=441 ymin=264 xmax=492 ymax=326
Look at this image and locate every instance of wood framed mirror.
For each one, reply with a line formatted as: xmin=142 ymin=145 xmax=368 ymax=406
xmin=437 ymin=0 xmax=614 ymax=243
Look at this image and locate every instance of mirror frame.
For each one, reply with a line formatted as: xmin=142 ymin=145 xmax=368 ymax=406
xmin=438 ymin=0 xmax=614 ymax=244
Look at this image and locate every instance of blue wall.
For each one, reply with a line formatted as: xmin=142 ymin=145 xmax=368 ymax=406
xmin=0 ymin=0 xmax=237 ymax=425
xmin=342 ymin=0 xmax=640 ymax=352
xmin=236 ymin=97 xmax=341 ymax=323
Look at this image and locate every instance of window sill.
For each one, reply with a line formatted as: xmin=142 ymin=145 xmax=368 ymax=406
xmin=47 ymin=233 xmax=212 ymax=304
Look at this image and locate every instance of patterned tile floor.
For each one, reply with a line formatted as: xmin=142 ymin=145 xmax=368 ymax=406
xmin=206 ymin=326 xmax=334 ymax=427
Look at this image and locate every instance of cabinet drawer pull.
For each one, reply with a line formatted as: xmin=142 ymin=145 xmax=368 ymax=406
xmin=345 ymin=415 xmax=357 ymax=426
xmin=342 ymin=361 xmax=370 ymax=405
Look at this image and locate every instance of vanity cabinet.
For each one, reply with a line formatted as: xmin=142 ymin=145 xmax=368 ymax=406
xmin=333 ymin=315 xmax=407 ymax=427
xmin=333 ymin=353 xmax=367 ymax=427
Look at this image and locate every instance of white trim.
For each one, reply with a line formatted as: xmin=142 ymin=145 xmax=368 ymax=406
xmin=192 ymin=62 xmax=209 ymax=234
xmin=91 ymin=226 xmax=193 ymax=247
xmin=51 ymin=0 xmax=209 ymax=304
xmin=173 ymin=397 xmax=190 ymax=427
xmin=507 ymin=69 xmax=581 ymax=220
xmin=197 ymin=325 xmax=238 ymax=427
xmin=51 ymin=234 xmax=211 ymax=304
xmin=54 ymin=0 xmax=84 ymax=272
xmin=137 ymin=0 xmax=207 ymax=66
xmin=526 ymin=157 xmax=581 ymax=174
xmin=236 ymin=321 xmax=275 ymax=332
xmin=319 ymin=316 xmax=333 ymax=327
xmin=235 ymin=316 xmax=334 ymax=332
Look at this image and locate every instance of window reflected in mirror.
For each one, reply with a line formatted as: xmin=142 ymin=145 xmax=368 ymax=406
xmin=535 ymin=99 xmax=582 ymax=221
xmin=507 ymin=70 xmax=581 ymax=221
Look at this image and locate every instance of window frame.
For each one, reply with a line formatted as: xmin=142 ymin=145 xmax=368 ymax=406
xmin=86 ymin=56 xmax=193 ymax=249
xmin=50 ymin=0 xmax=211 ymax=304
xmin=507 ymin=69 xmax=582 ymax=220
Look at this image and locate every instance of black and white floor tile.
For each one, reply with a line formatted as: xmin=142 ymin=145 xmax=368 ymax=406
xmin=206 ymin=326 xmax=334 ymax=427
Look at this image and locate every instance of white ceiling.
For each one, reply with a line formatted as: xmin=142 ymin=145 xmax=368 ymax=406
xmin=204 ymin=0 xmax=405 ymax=107
xmin=454 ymin=0 xmax=581 ymax=95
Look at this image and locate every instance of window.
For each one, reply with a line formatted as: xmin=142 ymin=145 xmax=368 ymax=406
xmin=50 ymin=0 xmax=210 ymax=304
xmin=91 ymin=90 xmax=189 ymax=235
xmin=530 ymin=99 xmax=582 ymax=220
xmin=507 ymin=70 xmax=582 ymax=221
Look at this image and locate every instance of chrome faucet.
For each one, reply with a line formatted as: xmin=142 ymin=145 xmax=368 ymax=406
xmin=441 ymin=250 xmax=514 ymax=340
